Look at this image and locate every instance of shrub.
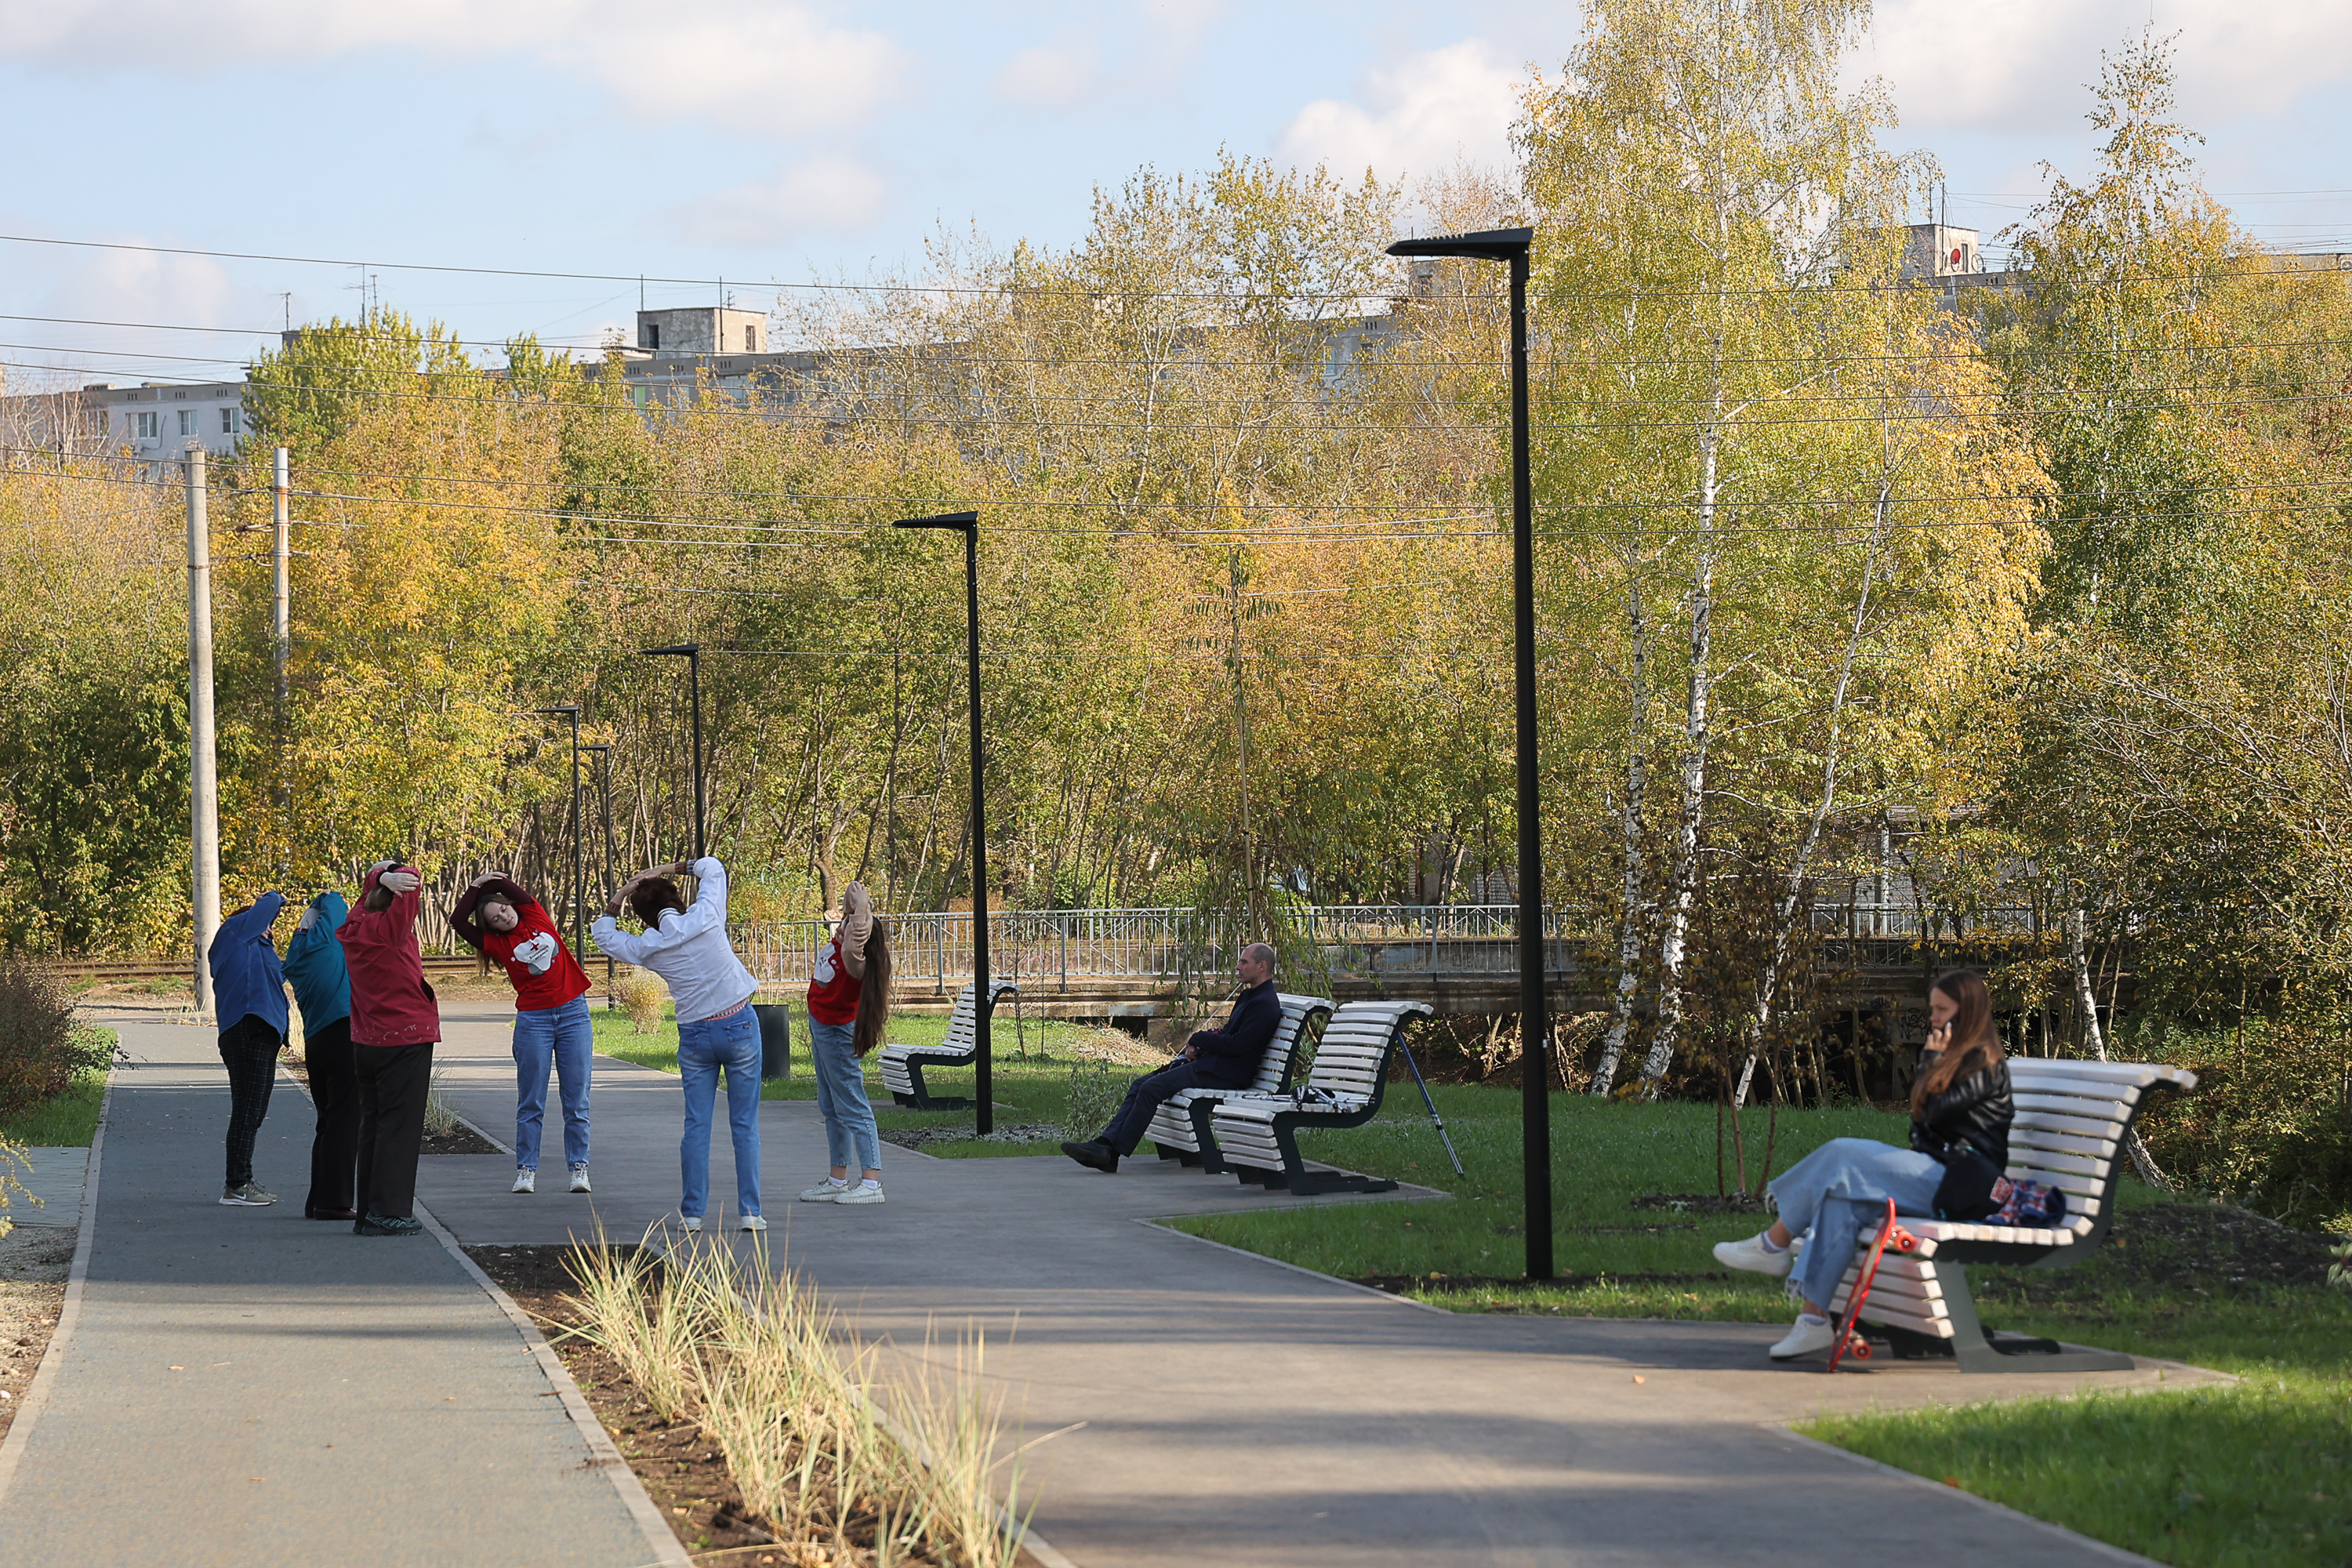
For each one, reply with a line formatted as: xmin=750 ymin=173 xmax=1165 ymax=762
xmin=613 ymin=970 xmax=666 ymax=1034
xmin=1063 ymin=1058 xmax=1124 ymax=1138
xmin=2125 ymin=1014 xmax=2352 ymax=1226
xmin=0 ymin=957 xmax=111 ymax=1119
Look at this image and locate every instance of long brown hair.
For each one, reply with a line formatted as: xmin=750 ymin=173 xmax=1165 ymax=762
xmin=851 ymin=916 xmax=893 ymax=1057
xmin=1911 ymin=968 xmax=2005 ymax=1114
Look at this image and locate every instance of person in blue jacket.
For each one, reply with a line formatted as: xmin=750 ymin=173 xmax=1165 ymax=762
xmin=207 ymin=892 xmax=288 ymax=1207
xmin=282 ymin=891 xmax=360 ymax=1221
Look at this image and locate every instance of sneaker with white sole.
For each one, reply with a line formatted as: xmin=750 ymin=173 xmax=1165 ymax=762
xmin=220 ymin=1182 xmax=277 ymax=1207
xmin=511 ymin=1168 xmax=535 ymax=1194
xmin=833 ymin=1181 xmax=885 ymax=1206
xmin=1769 ymin=1314 xmax=1838 ymax=1360
xmin=1712 ymin=1232 xmax=1793 ymax=1279
xmin=568 ymin=1164 xmax=591 ymax=1194
xmin=740 ymin=1214 xmax=768 ymax=1233
xmin=680 ymin=1216 xmax=703 ymax=1233
xmin=799 ymin=1178 xmax=850 ymax=1202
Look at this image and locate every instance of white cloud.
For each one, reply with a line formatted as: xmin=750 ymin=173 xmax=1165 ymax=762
xmin=1868 ymin=0 xmax=2352 ymax=134
xmin=993 ymin=40 xmax=1101 ymax=108
xmin=1277 ymin=39 xmax=1520 ymax=183
xmin=673 ymin=154 xmax=890 ymax=246
xmin=0 ymin=0 xmax=903 ymax=135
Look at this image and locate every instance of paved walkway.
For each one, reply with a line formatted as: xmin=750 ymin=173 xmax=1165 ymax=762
xmin=0 ymin=1011 xmax=659 ymax=1568
xmin=413 ymin=1003 xmax=2212 ymax=1568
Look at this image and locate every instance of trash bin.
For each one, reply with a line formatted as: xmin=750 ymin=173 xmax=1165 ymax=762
xmin=753 ymin=1003 xmax=793 ymax=1080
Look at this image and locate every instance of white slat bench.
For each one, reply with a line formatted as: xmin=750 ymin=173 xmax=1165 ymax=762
xmin=1147 ymin=993 xmax=1334 ymax=1174
xmin=877 ymin=979 xmax=1018 ymax=1110
xmin=1208 ymin=1000 xmax=1433 ymax=1196
xmin=1824 ymin=1058 xmax=2197 ymax=1373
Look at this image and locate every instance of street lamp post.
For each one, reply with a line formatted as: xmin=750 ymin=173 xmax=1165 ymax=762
xmin=533 ymin=705 xmax=584 ymax=968
xmin=891 ymin=510 xmax=994 ymax=1135
xmin=641 ymin=643 xmax=705 ymax=859
xmin=1385 ymin=226 xmax=1550 ymax=1279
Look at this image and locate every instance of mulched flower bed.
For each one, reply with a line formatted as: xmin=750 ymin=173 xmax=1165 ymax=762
xmin=1629 ymin=1192 xmax=1770 ymax=1215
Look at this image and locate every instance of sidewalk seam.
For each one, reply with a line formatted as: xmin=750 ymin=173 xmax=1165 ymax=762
xmin=1768 ymin=1425 xmax=2167 ymax=1566
xmin=415 ymin=1201 xmax=693 ymax=1568
xmin=0 ymin=1063 xmax=114 ymax=1511
xmin=1138 ymin=1216 xmax=1457 ymax=1315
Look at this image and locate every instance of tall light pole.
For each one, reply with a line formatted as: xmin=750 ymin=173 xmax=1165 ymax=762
xmin=891 ymin=510 xmax=993 ymax=1134
xmin=1386 ymin=226 xmax=1548 ymax=1279
xmin=641 ymin=644 xmax=705 ymax=859
xmin=533 ymin=705 xmax=583 ymax=966
xmin=185 ymin=446 xmax=220 ymax=1013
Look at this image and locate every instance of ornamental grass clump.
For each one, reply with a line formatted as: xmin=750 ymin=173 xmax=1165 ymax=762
xmin=560 ymin=1225 xmax=1038 ymax=1568
xmin=1061 ymin=1059 xmax=1123 ymax=1141
xmin=613 ymin=970 xmax=667 ymax=1035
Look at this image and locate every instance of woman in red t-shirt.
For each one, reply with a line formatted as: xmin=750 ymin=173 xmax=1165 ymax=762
xmin=452 ymin=875 xmax=595 ymax=1194
xmin=800 ymin=881 xmax=892 ymax=1205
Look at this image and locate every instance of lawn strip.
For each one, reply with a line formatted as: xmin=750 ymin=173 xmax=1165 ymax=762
xmin=0 ymin=1065 xmax=107 ymax=1148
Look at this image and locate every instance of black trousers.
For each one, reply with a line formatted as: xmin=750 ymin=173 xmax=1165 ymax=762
xmin=1102 ymin=1058 xmax=1247 ymax=1156
xmin=354 ymin=1042 xmax=434 ymax=1221
xmin=303 ymin=1018 xmax=361 ymax=1217
xmin=216 ymin=1015 xmax=282 ymax=1189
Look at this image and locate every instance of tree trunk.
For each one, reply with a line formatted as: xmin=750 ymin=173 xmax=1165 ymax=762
xmin=1590 ymin=578 xmax=1650 ymax=1096
xmin=2071 ymin=905 xmax=2169 ymax=1189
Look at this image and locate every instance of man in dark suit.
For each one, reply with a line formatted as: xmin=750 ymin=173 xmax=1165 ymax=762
xmin=1063 ymin=942 xmax=1282 ymax=1173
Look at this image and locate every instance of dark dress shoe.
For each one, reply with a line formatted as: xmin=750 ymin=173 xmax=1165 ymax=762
xmin=1061 ymin=1140 xmax=1119 ymax=1173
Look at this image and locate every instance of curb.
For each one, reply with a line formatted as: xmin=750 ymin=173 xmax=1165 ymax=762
xmin=415 ymin=1203 xmax=693 ymax=1568
xmin=0 ymin=1064 xmax=114 ymax=1511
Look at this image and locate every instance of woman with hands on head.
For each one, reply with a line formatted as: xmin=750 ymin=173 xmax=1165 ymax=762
xmin=590 ymin=856 xmax=767 ymax=1234
xmin=451 ymin=873 xmax=595 ymax=1195
xmin=1711 ymin=968 xmax=2016 ymax=1360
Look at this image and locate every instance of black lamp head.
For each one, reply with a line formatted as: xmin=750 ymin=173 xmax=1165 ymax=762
xmin=532 ymin=705 xmax=580 ymax=717
xmin=892 ymin=510 xmax=978 ymax=532
xmin=1386 ymin=226 xmax=1534 ymax=261
xmin=639 ymin=643 xmax=700 ymax=658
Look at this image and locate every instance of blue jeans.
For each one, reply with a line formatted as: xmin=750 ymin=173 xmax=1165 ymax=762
xmin=808 ymin=1018 xmax=881 ymax=1174
xmin=679 ymin=1006 xmax=763 ymax=1220
xmin=512 ymin=994 xmax=593 ymax=1170
xmin=1768 ymin=1137 xmax=1944 ymax=1312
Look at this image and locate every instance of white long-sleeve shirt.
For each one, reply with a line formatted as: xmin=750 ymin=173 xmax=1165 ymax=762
xmin=590 ymin=857 xmax=760 ymax=1024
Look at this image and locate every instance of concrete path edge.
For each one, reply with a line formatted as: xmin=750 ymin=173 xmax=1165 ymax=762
xmin=0 ymin=1064 xmax=114 ymax=1509
xmin=1769 ymin=1425 xmax=2165 ymax=1566
xmin=413 ymin=1200 xmax=691 ymax=1568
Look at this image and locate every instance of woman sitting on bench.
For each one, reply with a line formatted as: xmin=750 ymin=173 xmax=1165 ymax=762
xmin=1713 ymin=968 xmax=2013 ymax=1360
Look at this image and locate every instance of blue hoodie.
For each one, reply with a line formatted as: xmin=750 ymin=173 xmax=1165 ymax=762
xmin=280 ymin=891 xmax=351 ymax=1033
xmin=209 ymin=891 xmax=288 ymax=1036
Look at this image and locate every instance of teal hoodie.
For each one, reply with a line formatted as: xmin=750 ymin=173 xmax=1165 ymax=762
xmin=281 ymin=891 xmax=350 ymax=1032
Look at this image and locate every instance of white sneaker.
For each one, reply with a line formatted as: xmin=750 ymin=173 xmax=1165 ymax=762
xmin=1769 ymin=1315 xmax=1838 ymax=1360
xmin=799 ymin=1178 xmax=849 ymax=1202
xmin=833 ymin=1181 xmax=885 ymax=1206
xmin=568 ymin=1164 xmax=592 ymax=1194
xmin=681 ymin=1216 xmax=703 ymax=1233
xmin=740 ymin=1214 xmax=768 ymax=1233
xmin=511 ymin=1168 xmax=535 ymax=1194
xmin=1713 ymin=1232 xmax=1793 ymax=1279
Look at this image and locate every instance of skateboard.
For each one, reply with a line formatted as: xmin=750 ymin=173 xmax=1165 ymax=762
xmin=1827 ymin=1197 xmax=1918 ymax=1371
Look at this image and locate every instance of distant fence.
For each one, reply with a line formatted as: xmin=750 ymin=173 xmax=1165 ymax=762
xmin=728 ymin=899 xmax=2047 ymax=996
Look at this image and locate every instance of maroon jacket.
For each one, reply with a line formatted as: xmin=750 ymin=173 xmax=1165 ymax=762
xmin=337 ymin=864 xmax=441 ymax=1047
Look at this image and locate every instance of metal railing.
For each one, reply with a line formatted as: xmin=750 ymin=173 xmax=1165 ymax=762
xmin=730 ymin=899 xmax=2051 ymax=994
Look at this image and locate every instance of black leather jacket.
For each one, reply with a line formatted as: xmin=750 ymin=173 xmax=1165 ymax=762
xmin=1909 ymin=1058 xmax=2013 ymax=1170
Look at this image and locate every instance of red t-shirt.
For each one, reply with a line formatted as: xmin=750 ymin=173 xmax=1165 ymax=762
xmin=482 ymin=902 xmax=590 ymax=1012
xmin=806 ymin=934 xmax=860 ymax=1025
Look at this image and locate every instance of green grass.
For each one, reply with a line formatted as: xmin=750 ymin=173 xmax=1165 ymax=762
xmin=0 ymin=1062 xmax=111 ymax=1149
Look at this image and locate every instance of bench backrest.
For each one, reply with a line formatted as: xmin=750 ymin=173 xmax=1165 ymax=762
xmin=2004 ymin=1058 xmax=2196 ymax=1250
xmin=1302 ymin=1000 xmax=1434 ymax=1110
xmin=1258 ymin=993 xmax=1335 ymax=1092
xmin=937 ymin=978 xmax=1021 ymax=1052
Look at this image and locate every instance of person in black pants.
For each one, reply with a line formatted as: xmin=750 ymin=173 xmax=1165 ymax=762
xmin=1062 ymin=943 xmax=1283 ymax=1174
xmin=283 ymin=891 xmax=361 ymax=1220
xmin=337 ymin=862 xmax=442 ymax=1236
xmin=208 ymin=893 xmax=289 ymax=1206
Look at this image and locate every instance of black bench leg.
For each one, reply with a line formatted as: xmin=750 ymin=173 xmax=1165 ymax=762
xmin=1940 ymin=1262 xmax=2136 ymax=1374
xmin=1189 ymin=1099 xmax=1229 ymax=1174
xmin=903 ymin=1061 xmax=973 ymax=1113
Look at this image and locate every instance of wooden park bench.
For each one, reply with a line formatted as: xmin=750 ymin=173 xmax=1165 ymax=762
xmin=1208 ymin=1000 xmax=1435 ymax=1196
xmin=877 ymin=979 xmax=1019 ymax=1111
xmin=1826 ymin=1058 xmax=2198 ymax=1374
xmin=1146 ymin=993 xmax=1334 ymax=1173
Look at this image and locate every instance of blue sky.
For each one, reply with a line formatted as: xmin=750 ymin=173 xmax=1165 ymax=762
xmin=2 ymin=0 xmax=2348 ymax=387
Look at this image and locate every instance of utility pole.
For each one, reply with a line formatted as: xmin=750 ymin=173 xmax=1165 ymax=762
xmin=186 ymin=447 xmax=220 ymax=1014
xmin=272 ymin=446 xmax=291 ymax=873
